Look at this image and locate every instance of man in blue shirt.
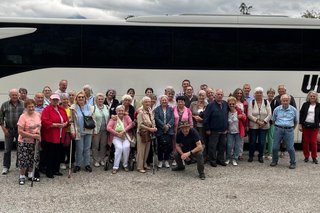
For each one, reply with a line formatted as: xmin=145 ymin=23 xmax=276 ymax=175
xmin=270 ymin=94 xmax=298 ymax=169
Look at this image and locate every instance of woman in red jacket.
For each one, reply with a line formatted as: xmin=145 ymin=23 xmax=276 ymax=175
xmin=225 ymin=96 xmax=246 ymax=166
xmin=41 ymin=94 xmax=68 ymax=178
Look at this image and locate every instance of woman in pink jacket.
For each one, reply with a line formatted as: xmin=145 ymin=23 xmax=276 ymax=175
xmin=107 ymin=105 xmax=134 ymax=174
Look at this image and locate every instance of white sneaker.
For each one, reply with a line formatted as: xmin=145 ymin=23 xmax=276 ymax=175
xmin=267 ymin=156 xmax=272 ymax=160
xmin=158 ymin=161 xmax=163 ymax=168
xmin=60 ymin=164 xmax=67 ymax=170
xmin=172 ymin=160 xmax=177 ymax=166
xmin=225 ymin=160 xmax=230 ymax=165
xmin=2 ymin=168 xmax=8 ymax=175
xmin=100 ymin=161 xmax=105 ymax=166
xmin=232 ymin=160 xmax=238 ymax=166
xmin=164 ymin=161 xmax=170 ymax=168
xmin=94 ymin=162 xmax=100 ymax=167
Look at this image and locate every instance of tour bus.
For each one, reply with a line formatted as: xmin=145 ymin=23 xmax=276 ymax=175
xmin=0 ymin=14 xmax=320 ymax=142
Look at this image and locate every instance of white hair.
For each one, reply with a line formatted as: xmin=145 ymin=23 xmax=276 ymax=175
xmin=254 ymin=87 xmax=264 ymax=93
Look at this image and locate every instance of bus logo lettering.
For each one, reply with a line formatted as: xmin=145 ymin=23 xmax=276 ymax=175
xmin=301 ymin=75 xmax=320 ymax=93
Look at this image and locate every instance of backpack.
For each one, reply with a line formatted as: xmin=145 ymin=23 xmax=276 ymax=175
xmin=252 ymin=99 xmax=267 ymax=108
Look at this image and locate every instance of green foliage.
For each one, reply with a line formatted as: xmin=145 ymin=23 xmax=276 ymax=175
xmin=301 ymin=10 xmax=320 ymax=19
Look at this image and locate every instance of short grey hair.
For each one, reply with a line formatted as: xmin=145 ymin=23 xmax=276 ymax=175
xmin=280 ymin=94 xmax=290 ymax=101
xmin=122 ymin=94 xmax=132 ymax=101
xmin=254 ymin=87 xmax=264 ymax=93
xmin=116 ymin=105 xmax=125 ymax=112
xmin=141 ymin=96 xmax=151 ymax=103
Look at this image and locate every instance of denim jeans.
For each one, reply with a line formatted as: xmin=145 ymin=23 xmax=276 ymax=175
xmin=272 ymin=127 xmax=296 ymax=165
xmin=249 ymin=128 xmax=268 ymax=158
xmin=75 ymin=134 xmax=92 ymax=167
xmin=3 ymin=128 xmax=18 ymax=169
xmin=226 ymin=133 xmax=241 ymax=161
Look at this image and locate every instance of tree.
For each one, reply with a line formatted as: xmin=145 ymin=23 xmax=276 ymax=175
xmin=301 ymin=10 xmax=320 ymax=19
xmin=239 ymin=3 xmax=253 ymax=15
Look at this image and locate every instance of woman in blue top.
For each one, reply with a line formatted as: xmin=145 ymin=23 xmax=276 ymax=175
xmin=154 ymin=95 xmax=174 ymax=168
xmin=70 ymin=91 xmax=96 ymax=173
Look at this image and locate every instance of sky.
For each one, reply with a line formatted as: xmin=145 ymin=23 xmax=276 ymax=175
xmin=0 ymin=0 xmax=319 ymax=20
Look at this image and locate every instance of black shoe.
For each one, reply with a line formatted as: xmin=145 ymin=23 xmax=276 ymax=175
xmin=199 ymin=173 xmax=206 ymax=180
xmin=34 ymin=169 xmax=40 ymax=178
xmin=248 ymin=157 xmax=253 ymax=162
xmin=171 ymin=166 xmax=185 ymax=171
xmin=85 ymin=165 xmax=92 ymax=173
xmin=304 ymin=158 xmax=309 ymax=163
xmin=210 ymin=162 xmax=217 ymax=167
xmin=217 ymin=161 xmax=227 ymax=166
xmin=73 ymin=166 xmax=80 ymax=173
xmin=258 ymin=157 xmax=264 ymax=163
xmin=54 ymin=172 xmax=63 ymax=176
xmin=28 ymin=177 xmax=40 ymax=182
xmin=313 ymin=158 xmax=318 ymax=164
xmin=270 ymin=162 xmax=277 ymax=167
xmin=289 ymin=164 xmax=296 ymax=169
xmin=46 ymin=173 xmax=54 ymax=178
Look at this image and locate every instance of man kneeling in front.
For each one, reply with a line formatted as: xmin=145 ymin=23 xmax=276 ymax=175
xmin=172 ymin=121 xmax=205 ymax=180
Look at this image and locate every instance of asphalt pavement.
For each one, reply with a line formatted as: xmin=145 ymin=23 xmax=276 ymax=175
xmin=0 ymin=150 xmax=319 ymax=213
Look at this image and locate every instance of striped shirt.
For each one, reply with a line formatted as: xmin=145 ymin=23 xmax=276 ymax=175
xmin=0 ymin=100 xmax=24 ymax=129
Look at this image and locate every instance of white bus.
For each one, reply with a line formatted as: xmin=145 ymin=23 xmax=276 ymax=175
xmin=0 ymin=14 xmax=320 ymax=142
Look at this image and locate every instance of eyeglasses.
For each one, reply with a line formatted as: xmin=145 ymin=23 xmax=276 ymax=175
xmin=77 ymin=96 xmax=85 ymax=99
xmin=229 ymin=103 xmax=235 ymax=106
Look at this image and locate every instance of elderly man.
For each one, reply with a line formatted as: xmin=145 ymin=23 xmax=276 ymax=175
xmin=172 ymin=121 xmax=205 ymax=180
xmin=204 ymin=89 xmax=228 ymax=167
xmin=0 ymin=89 xmax=24 ymax=175
xmin=55 ymin=79 xmax=68 ymax=98
xmin=34 ymin=92 xmax=47 ymax=113
xmin=270 ymin=94 xmax=298 ymax=169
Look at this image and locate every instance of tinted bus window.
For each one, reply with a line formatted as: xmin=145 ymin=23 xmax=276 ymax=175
xmin=238 ymin=28 xmax=302 ymax=70
xmin=173 ymin=27 xmax=237 ymax=69
xmin=82 ymin=26 xmax=172 ymax=68
xmin=0 ymin=24 xmax=81 ymax=66
xmin=302 ymin=29 xmax=320 ymax=70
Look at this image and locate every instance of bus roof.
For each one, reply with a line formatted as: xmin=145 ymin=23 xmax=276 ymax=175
xmin=1 ymin=14 xmax=320 ymax=28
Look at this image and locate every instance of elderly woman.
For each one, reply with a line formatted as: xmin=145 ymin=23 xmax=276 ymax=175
xmin=41 ymin=93 xmax=68 ymax=178
xmin=68 ymin=90 xmax=76 ymax=106
xmin=225 ymin=96 xmax=246 ymax=166
xmin=83 ymin=85 xmax=94 ymax=106
xmin=265 ymin=88 xmax=276 ymax=159
xmin=247 ymin=87 xmax=272 ymax=163
xmin=173 ymin=96 xmax=193 ymax=134
xmin=107 ymin=105 xmax=134 ymax=173
xmin=42 ymin=86 xmax=52 ymax=106
xmin=70 ymin=91 xmax=96 ymax=173
xmin=299 ymin=90 xmax=320 ymax=164
xmin=17 ymin=99 xmax=41 ymax=185
xmin=190 ymin=90 xmax=208 ymax=141
xmin=232 ymin=88 xmax=248 ymax=161
xmin=60 ymin=93 xmax=73 ymax=170
xmin=136 ymin=96 xmax=157 ymax=173
xmin=165 ymin=87 xmax=176 ymax=107
xmin=92 ymin=93 xmax=110 ymax=167
xmin=154 ymin=95 xmax=174 ymax=168
xmin=104 ymin=89 xmax=119 ymax=115
xmin=127 ymin=88 xmax=139 ymax=109
xmin=121 ymin=94 xmax=135 ymax=121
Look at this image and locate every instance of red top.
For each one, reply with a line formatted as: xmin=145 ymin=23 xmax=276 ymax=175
xmin=235 ymin=106 xmax=247 ymax=138
xmin=41 ymin=105 xmax=68 ymax=144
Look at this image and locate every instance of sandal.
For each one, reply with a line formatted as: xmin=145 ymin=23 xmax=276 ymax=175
xmin=19 ymin=177 xmax=25 ymax=185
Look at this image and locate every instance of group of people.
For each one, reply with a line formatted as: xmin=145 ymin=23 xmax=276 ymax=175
xmin=0 ymin=79 xmax=319 ymax=184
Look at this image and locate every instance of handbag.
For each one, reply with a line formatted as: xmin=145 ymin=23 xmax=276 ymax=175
xmin=303 ymin=121 xmax=318 ymax=129
xmin=79 ymin=105 xmax=96 ymax=130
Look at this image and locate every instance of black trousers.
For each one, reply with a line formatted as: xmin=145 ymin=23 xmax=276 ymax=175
xmin=43 ymin=141 xmax=62 ymax=175
xmin=175 ymin=151 xmax=205 ymax=175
